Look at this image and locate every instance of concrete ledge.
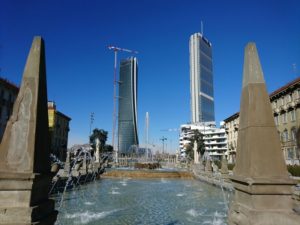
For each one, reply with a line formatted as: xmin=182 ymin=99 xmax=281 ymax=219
xmin=102 ymin=169 xmax=194 ymax=179
xmin=193 ymin=170 xmax=234 ymax=191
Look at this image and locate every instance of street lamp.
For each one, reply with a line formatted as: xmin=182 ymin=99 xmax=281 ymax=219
xmin=89 ymin=112 xmax=94 ymax=138
xmin=160 ymin=136 xmax=167 ymax=154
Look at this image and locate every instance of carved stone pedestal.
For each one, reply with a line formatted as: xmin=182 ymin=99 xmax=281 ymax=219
xmin=0 ymin=172 xmax=57 ymax=225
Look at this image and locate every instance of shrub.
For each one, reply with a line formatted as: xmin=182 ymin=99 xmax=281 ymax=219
xmin=213 ymin=160 xmax=221 ymax=169
xmin=287 ymin=165 xmax=300 ymax=177
xmin=134 ymin=162 xmax=161 ymax=170
xmin=227 ymin=163 xmax=235 ymax=171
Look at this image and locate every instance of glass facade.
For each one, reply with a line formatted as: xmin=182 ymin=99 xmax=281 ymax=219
xmin=118 ymin=57 xmax=139 ymax=154
xmin=190 ymin=33 xmax=215 ymax=123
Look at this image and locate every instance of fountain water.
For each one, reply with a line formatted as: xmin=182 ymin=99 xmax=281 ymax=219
xmin=49 ymin=144 xmax=109 ymax=210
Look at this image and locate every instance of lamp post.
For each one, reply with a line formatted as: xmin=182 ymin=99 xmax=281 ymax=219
xmin=160 ymin=136 xmax=167 ymax=154
xmin=89 ymin=112 xmax=94 ymax=138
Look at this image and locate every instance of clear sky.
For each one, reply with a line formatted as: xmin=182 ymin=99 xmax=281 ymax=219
xmin=1 ymin=0 xmax=299 ymax=153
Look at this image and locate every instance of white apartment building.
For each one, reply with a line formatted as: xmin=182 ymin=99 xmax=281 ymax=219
xmin=179 ymin=122 xmax=227 ymax=162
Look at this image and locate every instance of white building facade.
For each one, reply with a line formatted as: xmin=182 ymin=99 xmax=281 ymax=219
xmin=179 ymin=123 xmax=227 ymax=162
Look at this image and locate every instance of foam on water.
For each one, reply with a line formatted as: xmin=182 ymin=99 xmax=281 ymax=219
xmin=119 ymin=179 xmax=128 ymax=186
xmin=110 ymin=190 xmax=121 ymax=195
xmin=64 ymin=209 xmax=120 ymax=224
xmin=186 ymin=208 xmax=205 ymax=217
xmin=176 ymin=193 xmax=186 ymax=197
xmin=84 ymin=202 xmax=94 ymax=205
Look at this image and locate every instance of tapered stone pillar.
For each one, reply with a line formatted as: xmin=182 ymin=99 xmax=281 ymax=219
xmin=193 ymin=141 xmax=200 ymax=164
xmin=228 ymin=43 xmax=299 ymax=225
xmin=0 ymin=37 xmax=57 ymax=224
xmin=205 ymin=159 xmax=212 ymax=172
xmin=220 ymin=155 xmax=229 ymax=181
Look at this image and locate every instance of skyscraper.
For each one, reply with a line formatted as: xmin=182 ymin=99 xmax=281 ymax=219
xmin=118 ymin=57 xmax=139 ymax=154
xmin=189 ymin=32 xmax=215 ymax=123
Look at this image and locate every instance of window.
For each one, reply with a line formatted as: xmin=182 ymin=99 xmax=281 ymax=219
xmin=282 ymin=113 xmax=287 ymax=124
xmin=291 ymin=128 xmax=296 ymax=141
xmin=287 ymin=148 xmax=294 ymax=160
xmin=274 ymin=115 xmax=279 ymax=125
xmin=290 ymin=110 xmax=296 ymax=121
xmin=282 ymin=129 xmax=288 ymax=142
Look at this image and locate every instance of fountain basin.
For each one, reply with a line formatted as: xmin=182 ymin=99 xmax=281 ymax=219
xmin=102 ymin=169 xmax=194 ymax=179
xmin=55 ymin=178 xmax=231 ymax=224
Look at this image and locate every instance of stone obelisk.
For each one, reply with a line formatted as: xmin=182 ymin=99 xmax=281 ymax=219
xmin=220 ymin=154 xmax=229 ymax=181
xmin=0 ymin=37 xmax=57 ymax=224
xmin=228 ymin=43 xmax=299 ymax=225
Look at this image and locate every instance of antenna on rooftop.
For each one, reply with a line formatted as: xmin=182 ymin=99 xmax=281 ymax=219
xmin=201 ymin=21 xmax=204 ymax=35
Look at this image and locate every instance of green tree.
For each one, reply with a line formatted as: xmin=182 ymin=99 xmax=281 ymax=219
xmin=184 ymin=143 xmax=194 ymax=161
xmin=190 ymin=130 xmax=205 ymax=157
xmin=103 ymin=144 xmax=113 ymax=153
xmin=89 ymin=128 xmax=108 ymax=151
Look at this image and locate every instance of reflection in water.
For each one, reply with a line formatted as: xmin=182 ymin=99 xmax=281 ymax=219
xmin=54 ymin=178 xmax=232 ymax=225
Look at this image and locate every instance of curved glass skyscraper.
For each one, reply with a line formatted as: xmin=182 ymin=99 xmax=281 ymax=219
xmin=118 ymin=57 xmax=139 ymax=154
xmin=190 ymin=32 xmax=215 ymax=123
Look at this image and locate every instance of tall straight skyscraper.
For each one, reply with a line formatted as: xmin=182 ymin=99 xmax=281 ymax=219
xmin=118 ymin=57 xmax=139 ymax=154
xmin=189 ymin=32 xmax=215 ymax=123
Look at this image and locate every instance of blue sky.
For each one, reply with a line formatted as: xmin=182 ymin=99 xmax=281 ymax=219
xmin=1 ymin=0 xmax=299 ymax=153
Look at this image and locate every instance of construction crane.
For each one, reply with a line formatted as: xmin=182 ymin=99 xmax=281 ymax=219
xmin=108 ymin=45 xmax=138 ymax=163
xmin=160 ymin=128 xmax=180 ymax=132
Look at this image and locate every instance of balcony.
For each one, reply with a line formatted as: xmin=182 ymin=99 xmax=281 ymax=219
xmin=293 ymin=98 xmax=300 ymax=106
xmin=204 ymin=135 xmax=226 ymax=140
xmin=273 ymin=108 xmax=280 ymax=114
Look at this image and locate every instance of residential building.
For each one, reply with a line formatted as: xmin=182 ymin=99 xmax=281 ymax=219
xmin=48 ymin=101 xmax=71 ymax=162
xmin=224 ymin=77 xmax=300 ymax=165
xmin=0 ymin=77 xmax=71 ymax=162
xmin=118 ymin=57 xmax=139 ymax=154
xmin=189 ymin=32 xmax=215 ymax=123
xmin=179 ymin=122 xmax=227 ymax=161
xmin=223 ymin=113 xmax=239 ymax=163
xmin=0 ymin=77 xmax=19 ymax=141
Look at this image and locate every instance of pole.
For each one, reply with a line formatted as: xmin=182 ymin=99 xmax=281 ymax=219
xmin=160 ymin=136 xmax=167 ymax=154
xmin=146 ymin=112 xmax=149 ymax=161
xmin=89 ymin=112 xmax=94 ymax=140
xmin=112 ymin=50 xmax=118 ymax=163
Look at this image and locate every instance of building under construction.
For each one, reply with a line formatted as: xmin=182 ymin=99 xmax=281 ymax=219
xmin=118 ymin=57 xmax=139 ymax=154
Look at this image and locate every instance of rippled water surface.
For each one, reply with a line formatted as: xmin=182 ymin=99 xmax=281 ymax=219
xmin=54 ymin=178 xmax=231 ymax=225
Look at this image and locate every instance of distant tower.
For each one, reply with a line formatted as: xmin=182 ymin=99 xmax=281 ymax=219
xmin=189 ymin=32 xmax=215 ymax=123
xmin=118 ymin=57 xmax=139 ymax=154
xmin=145 ymin=112 xmax=149 ymax=159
